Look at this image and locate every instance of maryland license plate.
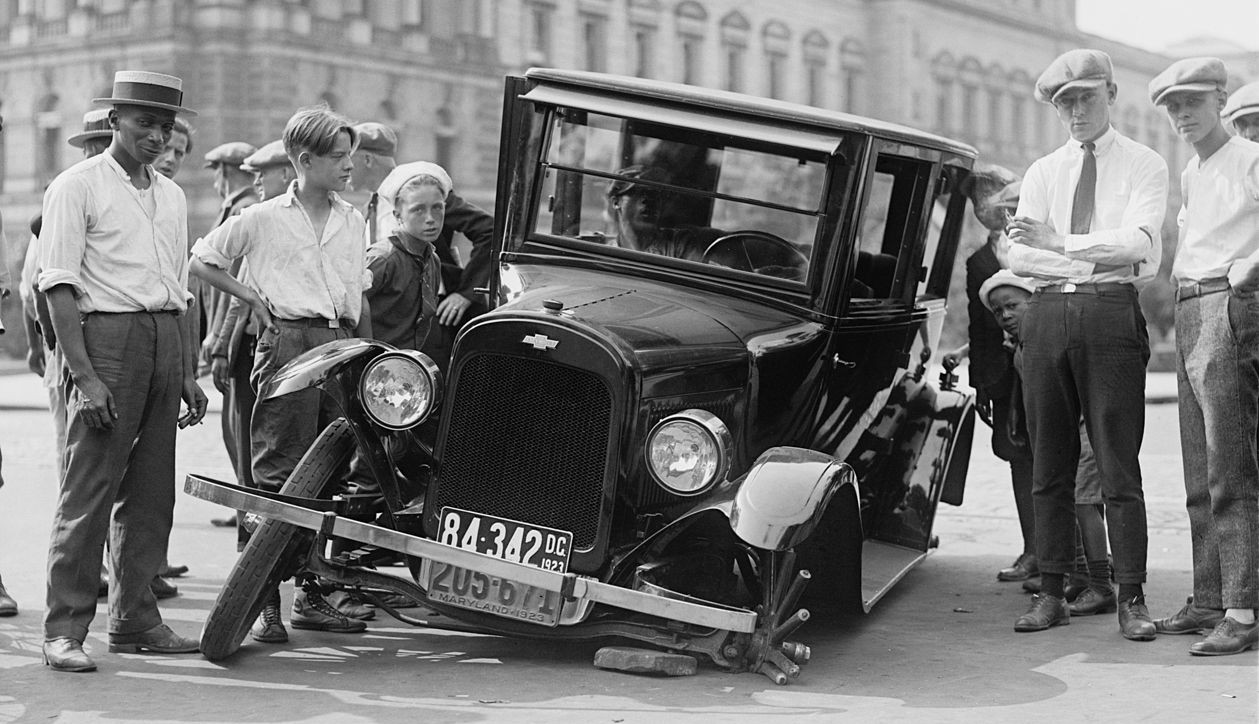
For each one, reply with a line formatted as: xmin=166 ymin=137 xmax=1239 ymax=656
xmin=426 ymin=507 xmax=573 ymax=626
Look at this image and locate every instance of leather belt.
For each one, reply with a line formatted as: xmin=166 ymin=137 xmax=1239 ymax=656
xmin=1037 ymin=282 xmax=1134 ymax=295
xmin=274 ymin=317 xmax=344 ymax=329
xmin=1175 ymin=277 xmax=1230 ymax=303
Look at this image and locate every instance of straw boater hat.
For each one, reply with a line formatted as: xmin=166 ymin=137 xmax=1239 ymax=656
xmin=93 ymin=70 xmax=197 ymax=116
xmin=66 ymin=109 xmax=112 ymax=148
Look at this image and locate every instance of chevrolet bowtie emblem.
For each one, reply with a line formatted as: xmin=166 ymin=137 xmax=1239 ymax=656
xmin=522 ymin=333 xmax=559 ymax=351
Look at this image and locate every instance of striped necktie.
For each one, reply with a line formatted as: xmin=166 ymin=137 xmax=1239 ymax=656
xmin=1070 ymin=142 xmax=1096 ymax=235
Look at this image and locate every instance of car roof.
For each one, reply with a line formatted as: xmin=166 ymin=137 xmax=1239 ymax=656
xmin=525 ymin=68 xmax=977 ymax=160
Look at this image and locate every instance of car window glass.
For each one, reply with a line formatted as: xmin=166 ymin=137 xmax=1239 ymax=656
xmin=851 ymin=154 xmax=931 ymax=301
xmin=529 ymin=108 xmax=836 ymax=285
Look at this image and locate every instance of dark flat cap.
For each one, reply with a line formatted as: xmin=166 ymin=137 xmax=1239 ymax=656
xmin=1035 ymin=49 xmax=1113 ymax=104
xmin=1223 ymin=80 xmax=1259 ymax=124
xmin=1149 ymin=57 xmax=1227 ymax=106
xmin=353 ymin=122 xmax=397 ymax=156
xmin=241 ymin=139 xmax=290 ymax=171
xmin=204 ymin=141 xmax=257 ymax=169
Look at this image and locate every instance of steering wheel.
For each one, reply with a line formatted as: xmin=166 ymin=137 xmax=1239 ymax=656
xmin=701 ymin=230 xmax=808 ymax=277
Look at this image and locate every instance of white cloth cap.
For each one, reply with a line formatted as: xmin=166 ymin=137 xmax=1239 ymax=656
xmin=377 ymin=161 xmax=453 ymax=204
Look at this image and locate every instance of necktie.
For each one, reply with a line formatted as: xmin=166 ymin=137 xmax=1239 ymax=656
xmin=1070 ymin=142 xmax=1096 ymax=235
xmin=366 ymin=193 xmax=379 ymax=245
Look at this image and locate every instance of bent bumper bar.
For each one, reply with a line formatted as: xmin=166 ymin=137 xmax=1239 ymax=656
xmin=185 ymin=474 xmax=757 ymax=634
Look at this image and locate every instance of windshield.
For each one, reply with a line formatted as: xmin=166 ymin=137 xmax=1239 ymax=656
xmin=526 ymin=108 xmax=835 ymax=284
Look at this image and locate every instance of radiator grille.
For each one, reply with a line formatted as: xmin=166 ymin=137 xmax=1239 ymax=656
xmin=433 ymin=352 xmax=612 ymax=550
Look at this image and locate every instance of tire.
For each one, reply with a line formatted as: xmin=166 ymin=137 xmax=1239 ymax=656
xmin=199 ymin=418 xmax=357 ymax=660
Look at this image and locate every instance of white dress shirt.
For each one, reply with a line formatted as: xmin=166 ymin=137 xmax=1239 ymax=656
xmin=192 ymin=181 xmax=370 ymax=324
xmin=1173 ymin=135 xmax=1259 ymax=282
xmin=38 ymin=152 xmax=191 ymax=313
xmin=1011 ymin=126 xmax=1168 ymax=287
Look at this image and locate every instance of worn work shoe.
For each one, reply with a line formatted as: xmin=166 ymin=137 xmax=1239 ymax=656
xmin=43 ymin=637 xmax=96 ymax=672
xmin=0 ymin=577 xmax=17 ymax=616
xmin=149 ymin=575 xmax=179 ymax=600
xmin=997 ymin=552 xmax=1038 ymax=582
xmin=250 ymin=590 xmax=288 ymax=644
xmin=158 ymin=563 xmax=188 ymax=578
xmin=1069 ymin=587 xmax=1117 ymax=616
xmin=1189 ymin=617 xmax=1259 ymax=656
xmin=1118 ymin=595 xmax=1157 ymax=641
xmin=1154 ymin=597 xmax=1225 ymax=635
xmin=327 ymin=590 xmax=376 ymax=621
xmin=108 ymin=623 xmax=200 ymax=654
xmin=1014 ymin=594 xmax=1069 ymax=632
xmin=291 ymin=590 xmax=367 ymax=633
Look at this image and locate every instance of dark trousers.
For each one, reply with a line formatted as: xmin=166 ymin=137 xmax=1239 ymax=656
xmin=231 ymin=332 xmax=257 ymax=550
xmin=44 ymin=311 xmax=182 ymax=641
xmin=250 ymin=324 xmax=349 ymax=493
xmin=1020 ymin=288 xmax=1149 ymax=584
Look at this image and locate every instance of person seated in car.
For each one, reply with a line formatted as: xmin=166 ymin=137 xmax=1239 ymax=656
xmin=605 ymin=166 xmax=709 ymax=262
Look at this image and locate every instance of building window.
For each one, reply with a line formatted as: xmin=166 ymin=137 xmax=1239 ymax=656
xmin=681 ymin=35 xmax=701 ymax=85
xmin=37 ymin=93 xmax=61 ymax=187
xmin=719 ymin=11 xmax=749 ymax=93
xmin=631 ymin=25 xmax=654 ymax=78
xmin=803 ymin=31 xmax=829 ymax=108
xmin=762 ymin=21 xmax=790 ymax=100
xmin=987 ymin=88 xmax=1003 ymax=146
xmin=841 ymin=38 xmax=866 ymax=115
xmin=675 ymin=1 xmax=707 ymax=85
xmin=526 ymin=2 xmax=552 ymax=65
xmin=580 ymin=13 xmax=606 ymax=72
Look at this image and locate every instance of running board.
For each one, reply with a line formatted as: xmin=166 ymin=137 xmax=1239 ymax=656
xmin=861 ymin=540 xmax=929 ymax=612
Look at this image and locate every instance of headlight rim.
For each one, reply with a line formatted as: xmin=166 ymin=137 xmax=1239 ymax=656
xmin=358 ymin=350 xmax=443 ymax=431
xmin=644 ymin=409 xmax=733 ymax=497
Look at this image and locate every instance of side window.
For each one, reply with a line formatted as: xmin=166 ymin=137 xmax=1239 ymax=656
xmin=919 ymin=163 xmax=968 ymax=301
xmin=852 ymin=153 xmax=932 ymax=301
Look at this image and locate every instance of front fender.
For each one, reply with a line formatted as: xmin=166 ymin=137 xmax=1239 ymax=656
xmin=261 ymin=337 xmax=394 ymax=400
xmin=729 ymin=447 xmax=856 ymax=551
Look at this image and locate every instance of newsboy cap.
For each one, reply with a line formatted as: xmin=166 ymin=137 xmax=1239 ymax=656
xmin=353 ymin=122 xmax=397 ymax=156
xmin=241 ymin=139 xmax=291 ymax=172
xmin=1149 ymin=57 xmax=1228 ymax=106
xmin=93 ymin=70 xmax=197 ymax=116
xmin=67 ymin=109 xmax=112 ymax=148
xmin=204 ymin=141 xmax=257 ymax=169
xmin=1223 ymin=80 xmax=1259 ymax=124
xmin=1034 ymin=49 xmax=1113 ymax=104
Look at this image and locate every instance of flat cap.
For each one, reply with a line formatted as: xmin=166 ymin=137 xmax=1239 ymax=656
xmin=241 ymin=139 xmax=291 ymax=172
xmin=1035 ymin=49 xmax=1113 ymax=104
xmin=1149 ymin=57 xmax=1228 ymax=106
xmin=979 ymin=269 xmax=1037 ymax=311
xmin=204 ymin=141 xmax=257 ymax=169
xmin=353 ymin=122 xmax=397 ymax=156
xmin=1223 ymin=80 xmax=1259 ymax=124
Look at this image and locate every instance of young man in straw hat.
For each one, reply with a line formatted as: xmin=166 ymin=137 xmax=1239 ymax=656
xmin=37 ymin=70 xmax=208 ymax=672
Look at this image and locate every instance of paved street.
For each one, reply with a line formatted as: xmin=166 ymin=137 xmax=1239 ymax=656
xmin=0 ymin=369 xmax=1254 ymax=723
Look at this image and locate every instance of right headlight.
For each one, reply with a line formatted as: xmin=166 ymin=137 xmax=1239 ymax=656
xmin=358 ymin=351 xmax=442 ymax=430
xmin=645 ymin=409 xmax=733 ymax=496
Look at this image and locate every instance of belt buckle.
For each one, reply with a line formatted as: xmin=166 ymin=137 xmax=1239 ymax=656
xmin=326 ymin=318 xmax=339 ymax=329
xmin=1061 ymin=283 xmax=1077 ymax=293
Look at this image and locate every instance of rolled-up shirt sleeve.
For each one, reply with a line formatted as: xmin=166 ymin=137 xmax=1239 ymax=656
xmin=36 ymin=174 xmax=90 ymax=296
xmin=191 ymin=211 xmax=251 ymax=270
xmin=1061 ymin=151 xmax=1168 ymax=266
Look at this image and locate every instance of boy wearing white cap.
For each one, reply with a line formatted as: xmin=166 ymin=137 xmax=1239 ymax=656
xmin=1007 ymin=49 xmax=1168 ymax=641
xmin=37 ymin=70 xmax=207 ymax=671
xmin=1148 ymin=57 xmax=1259 ymax=655
xmin=1222 ymin=81 xmax=1259 ymax=143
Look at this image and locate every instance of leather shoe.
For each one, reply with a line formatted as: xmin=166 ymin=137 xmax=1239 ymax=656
xmin=1069 ymin=587 xmax=1116 ymax=616
xmin=291 ymin=590 xmax=366 ymax=633
xmin=210 ymin=514 xmax=238 ymax=528
xmin=1154 ymin=597 xmax=1225 ymax=635
xmin=159 ymin=564 xmax=188 ymax=578
xmin=997 ymin=553 xmax=1038 ymax=582
xmin=1189 ymin=617 xmax=1259 ymax=656
xmin=1118 ymin=595 xmax=1157 ymax=641
xmin=108 ymin=623 xmax=199 ymax=654
xmin=1014 ymin=594 xmax=1069 ymax=632
xmin=43 ymin=637 xmax=96 ymax=672
xmin=0 ymin=578 xmax=17 ymax=617
xmin=150 ymin=575 xmax=179 ymax=600
xmin=250 ymin=590 xmax=288 ymax=644
xmin=1022 ymin=577 xmax=1041 ymax=594
xmin=327 ymin=590 xmax=375 ymax=621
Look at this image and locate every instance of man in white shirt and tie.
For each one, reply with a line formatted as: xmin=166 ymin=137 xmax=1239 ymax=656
xmin=1006 ymin=49 xmax=1168 ymax=641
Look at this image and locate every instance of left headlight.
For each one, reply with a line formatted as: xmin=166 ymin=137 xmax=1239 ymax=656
xmin=358 ymin=351 xmax=442 ymax=430
xmin=645 ymin=409 xmax=733 ymax=496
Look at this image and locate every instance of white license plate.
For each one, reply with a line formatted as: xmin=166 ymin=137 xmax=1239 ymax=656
xmin=427 ymin=508 xmax=573 ymax=626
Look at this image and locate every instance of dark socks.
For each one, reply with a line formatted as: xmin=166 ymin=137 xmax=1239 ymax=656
xmin=1042 ymin=572 xmax=1065 ymax=599
xmin=1118 ymin=583 xmax=1143 ymax=602
xmin=1087 ymin=559 xmax=1110 ymax=592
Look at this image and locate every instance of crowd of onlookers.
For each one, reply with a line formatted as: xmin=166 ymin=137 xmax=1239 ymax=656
xmin=0 ymin=47 xmax=1255 ymax=674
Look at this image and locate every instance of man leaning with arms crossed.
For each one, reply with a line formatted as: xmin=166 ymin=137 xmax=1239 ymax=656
xmin=1006 ymin=49 xmax=1168 ymax=641
xmin=38 ymin=71 xmax=208 ymax=672
xmin=1147 ymin=57 xmax=1259 ymax=656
